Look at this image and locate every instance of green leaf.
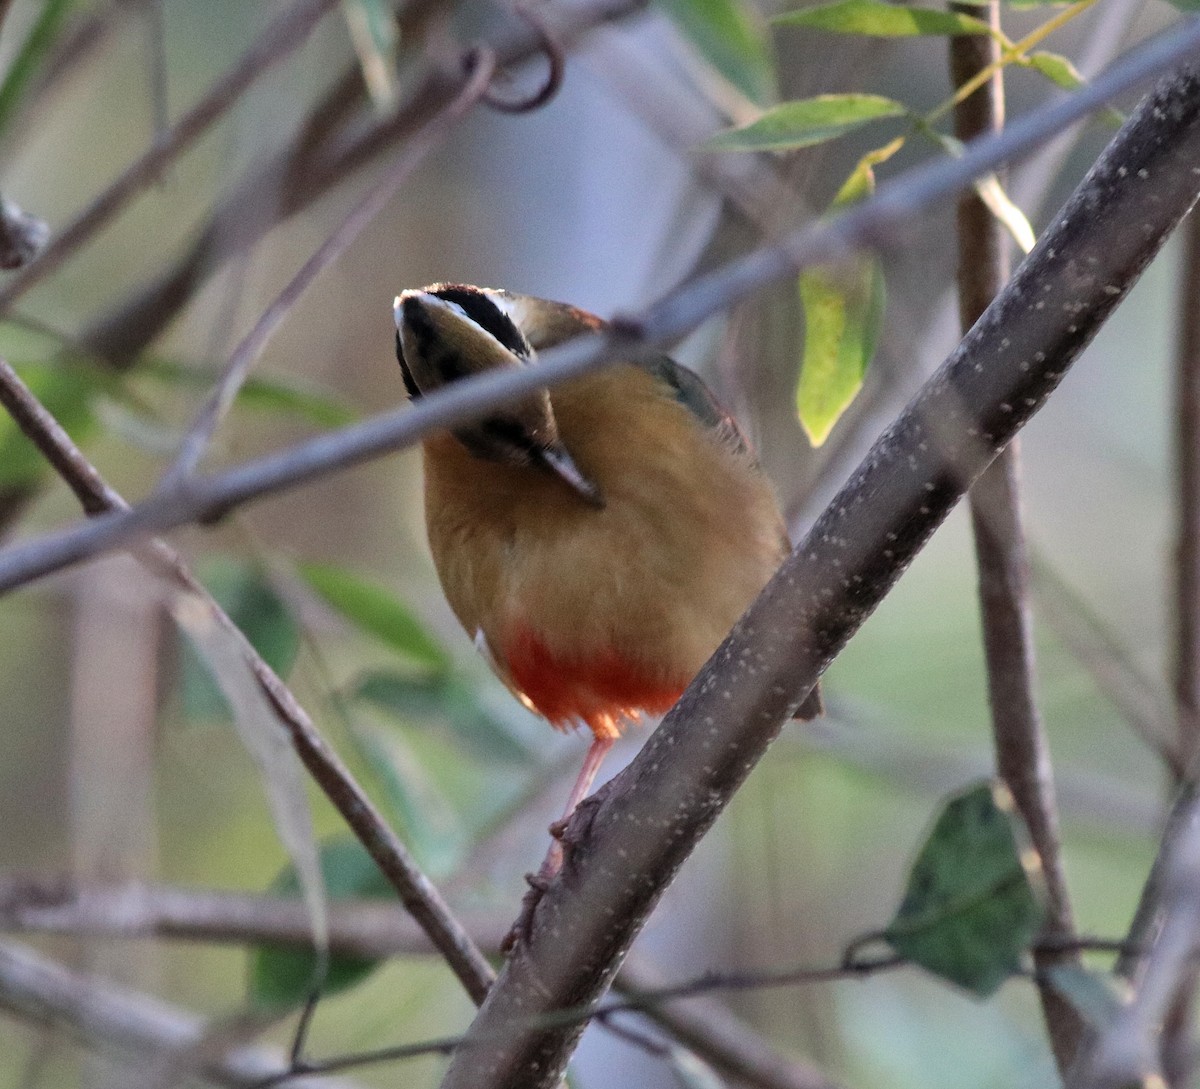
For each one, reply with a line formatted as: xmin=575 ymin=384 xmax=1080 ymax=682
xmin=1023 ymin=50 xmax=1084 ymax=91
xmin=236 ymin=376 xmax=356 ymax=428
xmin=657 ymin=0 xmax=776 ymax=105
xmin=250 ymin=837 xmax=393 ymax=1008
xmin=1163 ymin=0 xmax=1200 ymax=11
xmin=704 ymin=94 xmax=906 ymax=153
xmin=883 ymin=781 xmax=1045 ymax=997
xmin=179 ymin=557 xmax=301 ymax=721
xmin=353 ymin=670 xmax=535 ymax=765
xmin=139 ymin=358 xmax=355 ymax=429
xmin=342 ymin=0 xmax=399 ymax=108
xmin=1045 ymin=965 xmax=1130 ymax=1031
xmin=797 ymin=257 xmax=884 ymax=446
xmin=298 ymin=562 xmax=450 ymax=672
xmin=774 ymin=0 xmax=992 ymax=37
xmin=0 ymin=363 xmax=101 ymax=488
xmin=0 ymin=0 xmax=76 ymax=135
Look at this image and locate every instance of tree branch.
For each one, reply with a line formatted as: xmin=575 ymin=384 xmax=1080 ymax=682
xmin=1174 ymin=206 xmax=1200 ymax=777
xmin=435 ymin=57 xmax=1200 ymax=1089
xmin=0 ymin=21 xmax=1195 ymax=594
xmin=0 ymin=359 xmax=496 ymax=1006
xmin=158 ymin=42 xmax=498 ymax=485
xmin=0 ymin=0 xmax=342 ymax=316
xmin=1071 ymin=783 xmax=1200 ymax=1088
xmin=0 ymin=876 xmax=843 ymax=1089
xmin=77 ymin=0 xmax=649 ymax=366
xmin=950 ymin=4 xmax=1082 ymax=1072
xmin=0 ymin=940 xmax=366 ymax=1089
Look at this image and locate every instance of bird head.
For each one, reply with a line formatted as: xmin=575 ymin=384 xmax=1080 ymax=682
xmin=394 ymin=284 xmax=604 ymax=508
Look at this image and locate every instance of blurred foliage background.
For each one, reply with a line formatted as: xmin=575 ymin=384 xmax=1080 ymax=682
xmin=0 ymin=0 xmax=1189 ymax=1085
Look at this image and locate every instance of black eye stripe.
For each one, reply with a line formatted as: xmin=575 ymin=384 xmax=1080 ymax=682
xmin=480 ymin=416 xmax=540 ymax=453
xmin=395 ymin=331 xmax=420 ymax=399
xmin=432 ymin=286 xmax=530 ymax=358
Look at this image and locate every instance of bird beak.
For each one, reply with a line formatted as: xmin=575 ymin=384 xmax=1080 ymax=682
xmin=537 ymin=443 xmax=605 ymax=509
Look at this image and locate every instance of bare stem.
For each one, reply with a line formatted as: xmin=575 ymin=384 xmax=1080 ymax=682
xmin=950 ymin=3 xmax=1082 ymax=1072
xmin=1175 ymin=207 xmax=1200 ymax=776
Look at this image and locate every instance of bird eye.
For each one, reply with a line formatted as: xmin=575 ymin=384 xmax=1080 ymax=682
xmin=432 ymin=286 xmax=531 ymax=359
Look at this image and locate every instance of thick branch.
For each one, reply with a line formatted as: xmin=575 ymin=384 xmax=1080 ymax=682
xmin=950 ymin=4 xmax=1082 ymax=1072
xmin=0 ymin=22 xmax=1195 ymax=593
xmin=437 ymin=59 xmax=1200 ymax=1089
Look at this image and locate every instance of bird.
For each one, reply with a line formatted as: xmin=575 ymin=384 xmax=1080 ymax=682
xmin=393 ymin=284 xmax=821 ymax=893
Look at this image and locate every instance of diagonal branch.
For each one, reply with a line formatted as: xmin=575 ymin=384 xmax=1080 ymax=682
xmin=158 ymin=41 xmax=498 ymax=485
xmin=950 ymin=3 xmax=1082 ymax=1072
xmin=0 ymin=21 xmax=1195 ymax=594
xmin=0 ymin=359 xmax=496 ymax=1006
xmin=436 ymin=58 xmax=1200 ymax=1089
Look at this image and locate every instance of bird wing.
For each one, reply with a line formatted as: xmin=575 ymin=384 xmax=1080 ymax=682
xmin=499 ymin=290 xmax=752 ymax=459
xmin=637 ymin=353 xmax=752 ymax=461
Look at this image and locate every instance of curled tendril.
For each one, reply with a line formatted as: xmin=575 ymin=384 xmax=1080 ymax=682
xmin=462 ymin=5 xmax=565 ymax=115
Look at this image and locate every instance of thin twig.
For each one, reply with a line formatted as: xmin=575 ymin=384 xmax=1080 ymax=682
xmin=0 ymin=940 xmax=367 ymax=1089
xmin=1 ymin=21 xmax=1196 ymax=594
xmin=159 ymin=46 xmax=498 ymax=484
xmin=1071 ymin=784 xmax=1200 ymax=1088
xmin=250 ymin=956 xmax=904 ymax=1086
xmin=1175 ymin=206 xmax=1200 ymax=777
xmin=0 ymin=875 xmax=834 ymax=1089
xmin=0 ymin=0 xmax=342 ymax=315
xmin=1158 ymin=183 xmax=1200 ymax=1088
xmin=0 ymin=359 xmax=496 ymax=1006
xmin=950 ymin=4 xmax=1082 ymax=1073
xmin=78 ymin=0 xmax=647 ymax=366
xmin=0 ymin=875 xmax=511 ymax=957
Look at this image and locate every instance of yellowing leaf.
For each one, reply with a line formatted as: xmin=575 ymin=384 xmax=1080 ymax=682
xmin=834 ymin=135 xmax=906 ymax=206
xmin=797 ymin=257 xmax=884 ymax=446
xmin=1024 ymin=50 xmax=1084 ymax=91
xmin=974 ymin=174 xmax=1036 ymax=254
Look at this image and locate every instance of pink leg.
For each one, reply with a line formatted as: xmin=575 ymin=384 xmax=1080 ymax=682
xmin=503 ymin=735 xmax=616 ymax=952
xmin=561 ymin=735 xmax=615 ymax=822
xmin=539 ymin=735 xmax=615 ymax=880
